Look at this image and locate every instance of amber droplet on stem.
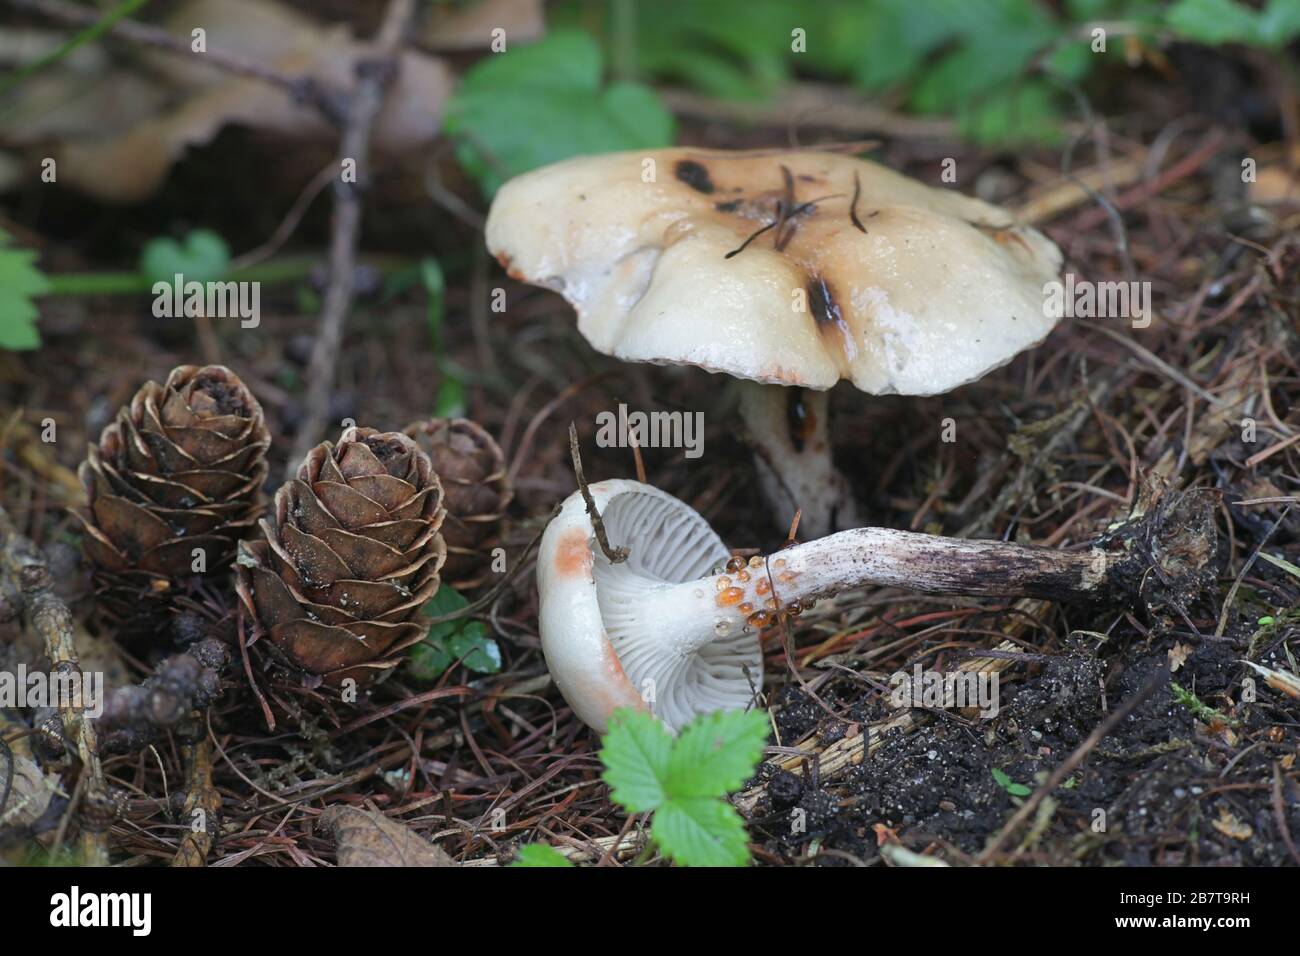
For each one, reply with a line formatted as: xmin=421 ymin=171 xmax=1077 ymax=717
xmin=726 ymin=556 xmax=746 ymax=573
xmin=746 ymin=609 xmax=773 ymax=628
xmin=717 ymin=586 xmax=745 ymax=606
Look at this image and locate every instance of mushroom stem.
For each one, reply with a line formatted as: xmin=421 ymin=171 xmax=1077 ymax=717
xmin=736 ymin=380 xmax=859 ymax=538
xmin=637 ymin=526 xmax=1134 ymax=649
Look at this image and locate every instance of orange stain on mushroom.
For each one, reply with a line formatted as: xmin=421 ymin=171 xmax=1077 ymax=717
xmin=553 ymin=527 xmax=594 ymax=580
xmin=494 ymin=251 xmax=528 ymax=282
xmin=596 ymin=632 xmax=648 ymax=716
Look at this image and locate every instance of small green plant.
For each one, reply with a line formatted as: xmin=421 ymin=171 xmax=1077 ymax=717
xmin=408 ymin=586 xmax=501 ymax=680
xmin=0 ymin=228 xmax=50 ymax=350
xmin=416 ymin=258 xmax=466 ymax=419
xmin=599 ymin=707 xmax=769 ymax=867
xmin=139 ymin=229 xmax=231 ymax=284
xmin=992 ymin=767 xmax=1033 ymax=798
xmin=444 ymin=30 xmax=675 ymax=196
xmin=1171 ymin=681 xmax=1240 ymax=727
xmin=511 ymin=844 xmax=574 ymax=867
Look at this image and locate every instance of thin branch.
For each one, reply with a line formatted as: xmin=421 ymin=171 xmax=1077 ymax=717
xmin=5 ymin=0 xmax=348 ymax=122
xmin=0 ymin=504 xmax=109 ymax=864
xmin=171 ymin=729 xmax=220 ymax=867
xmin=90 ymin=638 xmax=229 ymax=755
xmin=287 ymin=0 xmax=417 ymax=474
xmin=568 ymin=422 xmax=628 ymax=563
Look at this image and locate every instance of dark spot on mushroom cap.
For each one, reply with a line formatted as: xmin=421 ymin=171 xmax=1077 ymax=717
xmin=715 ymin=199 xmax=742 ymax=213
xmin=806 ymin=274 xmax=855 ymax=373
xmin=675 ymin=159 xmax=715 ymax=194
xmin=807 ymin=275 xmax=842 ymax=331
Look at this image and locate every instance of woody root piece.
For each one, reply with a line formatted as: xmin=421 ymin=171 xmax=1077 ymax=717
xmin=537 ymin=479 xmax=1216 ymax=733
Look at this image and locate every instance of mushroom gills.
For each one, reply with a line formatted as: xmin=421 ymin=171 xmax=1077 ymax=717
xmin=590 ymin=487 xmax=761 ymax=731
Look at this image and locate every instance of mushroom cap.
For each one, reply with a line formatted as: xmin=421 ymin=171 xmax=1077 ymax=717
xmin=537 ymin=479 xmax=760 ymax=733
xmin=487 ymin=147 xmax=1064 ymax=396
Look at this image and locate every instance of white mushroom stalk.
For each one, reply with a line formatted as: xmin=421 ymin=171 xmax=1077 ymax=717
xmin=537 ymin=479 xmax=1203 ymax=736
xmin=736 ymin=381 xmax=859 ymax=536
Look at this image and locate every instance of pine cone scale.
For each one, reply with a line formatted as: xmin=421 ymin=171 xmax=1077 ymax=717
xmin=236 ymin=426 xmax=446 ymax=686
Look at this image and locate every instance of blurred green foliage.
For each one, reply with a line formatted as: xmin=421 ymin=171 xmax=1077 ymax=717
xmin=0 ymin=229 xmax=49 ymax=350
xmin=139 ymin=229 xmax=231 ymax=284
xmin=444 ymin=29 xmax=675 ymax=195
xmin=541 ymin=0 xmax=1300 ymax=149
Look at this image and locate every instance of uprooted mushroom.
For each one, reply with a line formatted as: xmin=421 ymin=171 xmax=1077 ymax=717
xmin=536 ymin=478 xmax=1216 ymax=733
xmin=487 ymin=147 xmax=1064 ymax=537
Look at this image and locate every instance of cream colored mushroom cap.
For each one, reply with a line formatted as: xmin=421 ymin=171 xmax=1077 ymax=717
xmin=486 ymin=147 xmax=1064 ymax=395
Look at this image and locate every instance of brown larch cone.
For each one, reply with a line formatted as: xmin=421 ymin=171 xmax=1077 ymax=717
xmin=402 ymin=417 xmax=511 ymax=589
xmin=74 ymin=365 xmax=269 ymax=623
xmin=235 ymin=426 xmax=446 ymax=688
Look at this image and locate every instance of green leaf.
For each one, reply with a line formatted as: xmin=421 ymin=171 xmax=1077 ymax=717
xmin=418 ymin=258 xmax=465 ymax=418
xmin=908 ymin=27 xmax=1053 ymax=116
xmin=445 ymin=30 xmax=675 ymax=196
xmin=665 ymin=709 xmax=769 ymax=798
xmin=140 ymin=230 xmax=231 ymax=284
xmin=1042 ymin=41 xmax=1094 ymax=82
xmin=652 ymin=797 xmax=751 ymax=867
xmin=1166 ymin=0 xmax=1264 ymax=45
xmin=619 ymin=0 xmax=792 ymax=100
xmin=421 ymin=257 xmax=446 ymax=351
xmin=0 ymin=229 xmax=49 ymax=350
xmin=406 ymin=640 xmax=453 ymax=681
xmin=961 ymin=82 xmax=1063 ymax=146
xmin=851 ymin=0 xmax=960 ymax=90
xmin=511 ymin=844 xmax=574 ymax=867
xmin=599 ymin=708 xmax=673 ymax=814
xmin=992 ymin=767 xmax=1032 ymax=797
xmin=408 ymin=586 xmax=501 ymax=680
xmin=1258 ymin=0 xmax=1300 ymax=46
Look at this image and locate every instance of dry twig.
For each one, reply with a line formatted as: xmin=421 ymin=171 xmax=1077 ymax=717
xmin=287 ymin=0 xmax=418 ymax=473
xmin=0 ymin=504 xmax=109 ymax=864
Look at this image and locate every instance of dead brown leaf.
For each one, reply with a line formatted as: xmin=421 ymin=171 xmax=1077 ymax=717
xmin=48 ymin=0 xmax=454 ymax=202
xmin=320 ymin=805 xmax=456 ymax=867
xmin=1211 ymin=808 xmax=1253 ymax=842
xmin=422 ymin=0 xmax=545 ymax=50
